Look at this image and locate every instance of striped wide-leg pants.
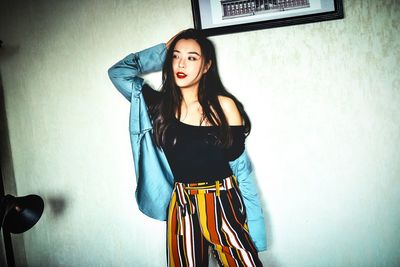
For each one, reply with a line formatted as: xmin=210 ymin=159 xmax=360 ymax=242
xmin=167 ymin=176 xmax=263 ymax=267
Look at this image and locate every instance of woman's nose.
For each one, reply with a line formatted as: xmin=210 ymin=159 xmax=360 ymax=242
xmin=178 ymin=59 xmax=185 ymax=68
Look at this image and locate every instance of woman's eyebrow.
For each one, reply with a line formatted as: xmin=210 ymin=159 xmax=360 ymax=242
xmin=188 ymin=51 xmax=201 ymax=56
xmin=173 ymin=50 xmax=201 ymax=56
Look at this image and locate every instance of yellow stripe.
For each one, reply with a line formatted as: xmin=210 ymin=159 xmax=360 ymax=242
xmin=232 ymin=175 xmax=238 ymax=187
xmin=220 ymin=253 xmax=229 ymax=266
xmin=197 ymin=194 xmax=211 ymax=241
xmin=244 ymin=222 xmax=249 ymax=231
xmin=214 ymin=245 xmax=229 ymax=266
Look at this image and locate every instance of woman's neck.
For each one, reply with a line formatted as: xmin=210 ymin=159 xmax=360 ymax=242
xmin=180 ymin=86 xmax=198 ymax=105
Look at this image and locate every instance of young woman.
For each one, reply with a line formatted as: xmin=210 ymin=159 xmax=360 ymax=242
xmin=109 ymin=29 xmax=266 ymax=267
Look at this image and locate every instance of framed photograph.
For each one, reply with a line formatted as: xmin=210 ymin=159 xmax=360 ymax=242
xmin=191 ymin=0 xmax=344 ymax=36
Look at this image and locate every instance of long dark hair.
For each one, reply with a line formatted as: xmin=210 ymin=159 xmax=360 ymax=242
xmin=151 ymin=29 xmax=251 ymax=148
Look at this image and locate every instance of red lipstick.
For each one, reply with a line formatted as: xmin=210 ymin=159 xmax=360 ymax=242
xmin=176 ymin=72 xmax=187 ymax=79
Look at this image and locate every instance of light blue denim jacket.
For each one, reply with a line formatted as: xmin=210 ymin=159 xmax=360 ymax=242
xmin=108 ymin=43 xmax=267 ymax=251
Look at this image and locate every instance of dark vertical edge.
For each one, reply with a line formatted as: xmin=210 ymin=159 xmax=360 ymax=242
xmin=0 ymin=74 xmax=15 ymax=267
xmin=190 ymin=0 xmax=202 ymax=30
xmin=335 ymin=0 xmax=344 ymax=19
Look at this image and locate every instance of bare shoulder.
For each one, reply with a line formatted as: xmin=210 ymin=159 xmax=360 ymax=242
xmin=217 ymin=95 xmax=243 ymax=126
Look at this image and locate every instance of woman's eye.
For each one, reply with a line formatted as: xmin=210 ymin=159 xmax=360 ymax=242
xmin=188 ymin=56 xmax=197 ymax=61
xmin=173 ymin=54 xmax=179 ymax=59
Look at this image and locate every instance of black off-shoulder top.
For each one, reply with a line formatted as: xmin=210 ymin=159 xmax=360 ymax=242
xmin=142 ymin=84 xmax=245 ymax=183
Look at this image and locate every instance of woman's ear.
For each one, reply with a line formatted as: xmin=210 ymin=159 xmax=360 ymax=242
xmin=203 ymin=60 xmax=212 ymax=74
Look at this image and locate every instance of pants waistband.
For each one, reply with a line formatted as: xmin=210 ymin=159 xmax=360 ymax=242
xmin=173 ymin=176 xmax=237 ymax=235
xmin=175 ymin=175 xmax=237 ymax=195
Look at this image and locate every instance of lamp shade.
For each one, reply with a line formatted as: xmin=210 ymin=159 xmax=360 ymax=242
xmin=1 ymin=194 xmax=44 ymax=234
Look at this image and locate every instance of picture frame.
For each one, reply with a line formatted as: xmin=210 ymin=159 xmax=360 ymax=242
xmin=191 ymin=0 xmax=344 ymax=36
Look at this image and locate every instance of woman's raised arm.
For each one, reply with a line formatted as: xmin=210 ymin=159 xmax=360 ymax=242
xmin=108 ymin=43 xmax=167 ymax=101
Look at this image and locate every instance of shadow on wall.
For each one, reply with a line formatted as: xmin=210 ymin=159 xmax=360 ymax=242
xmin=0 ymin=42 xmax=19 ymax=63
xmin=46 ymin=196 xmax=68 ymax=218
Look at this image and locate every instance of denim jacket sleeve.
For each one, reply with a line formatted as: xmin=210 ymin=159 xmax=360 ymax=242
xmin=108 ymin=43 xmax=166 ymax=101
xmin=230 ymin=151 xmax=267 ymax=252
xmin=108 ymin=43 xmax=175 ymax=221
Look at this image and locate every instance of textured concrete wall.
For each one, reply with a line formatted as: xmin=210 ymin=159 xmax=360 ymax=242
xmin=0 ymin=0 xmax=399 ymax=266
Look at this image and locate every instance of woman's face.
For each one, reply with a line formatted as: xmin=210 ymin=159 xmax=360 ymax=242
xmin=172 ymin=38 xmax=210 ymax=90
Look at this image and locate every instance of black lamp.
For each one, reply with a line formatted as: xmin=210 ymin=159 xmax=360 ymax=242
xmin=0 ymin=194 xmax=44 ymax=234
